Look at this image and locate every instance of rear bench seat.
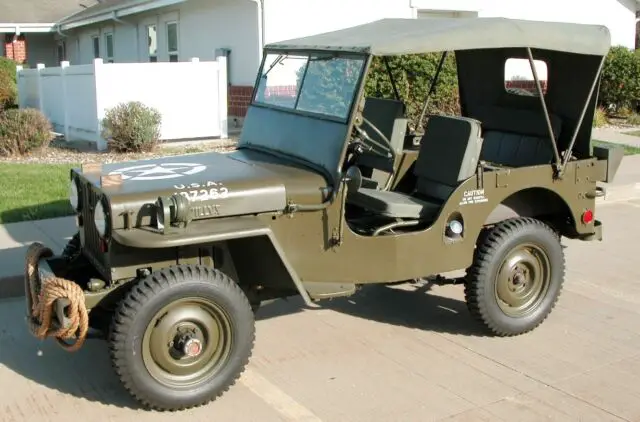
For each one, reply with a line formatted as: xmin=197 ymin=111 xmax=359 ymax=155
xmin=468 ymin=106 xmax=563 ymax=167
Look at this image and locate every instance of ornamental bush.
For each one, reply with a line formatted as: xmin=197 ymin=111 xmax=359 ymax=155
xmin=598 ymin=46 xmax=640 ymax=111
xmin=101 ymin=101 xmax=162 ymax=153
xmin=0 ymin=57 xmax=18 ymax=110
xmin=0 ymin=108 xmax=53 ymax=156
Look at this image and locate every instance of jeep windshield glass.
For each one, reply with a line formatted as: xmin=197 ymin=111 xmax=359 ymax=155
xmin=253 ymin=53 xmax=365 ymax=121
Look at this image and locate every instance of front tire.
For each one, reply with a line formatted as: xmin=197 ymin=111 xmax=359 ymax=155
xmin=109 ymin=265 xmax=255 ymax=411
xmin=464 ymin=218 xmax=565 ymax=336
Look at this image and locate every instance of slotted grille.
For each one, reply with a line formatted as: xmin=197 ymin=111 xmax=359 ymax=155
xmin=79 ymin=180 xmax=109 ymax=280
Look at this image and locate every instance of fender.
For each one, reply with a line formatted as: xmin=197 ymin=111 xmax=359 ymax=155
xmin=483 ymin=187 xmax=575 ymax=231
xmin=112 ymin=217 xmax=318 ymax=307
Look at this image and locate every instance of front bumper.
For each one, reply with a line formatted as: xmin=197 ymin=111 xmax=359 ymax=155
xmin=24 ymin=243 xmax=80 ymax=344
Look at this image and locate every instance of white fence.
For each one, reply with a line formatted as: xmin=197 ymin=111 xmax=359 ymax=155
xmin=17 ymin=56 xmax=228 ymax=150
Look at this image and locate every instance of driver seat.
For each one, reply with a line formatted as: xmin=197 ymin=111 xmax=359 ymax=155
xmin=347 ymin=115 xmax=483 ymax=220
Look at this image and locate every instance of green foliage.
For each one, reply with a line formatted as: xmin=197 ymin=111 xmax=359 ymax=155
xmin=592 ymin=107 xmax=608 ymax=128
xmin=294 ymin=56 xmax=363 ymax=119
xmin=290 ymin=53 xmax=460 ymax=125
xmin=0 ymin=72 xmax=17 ymax=111
xmin=0 ymin=57 xmax=18 ymax=110
xmin=626 ymin=112 xmax=640 ymax=125
xmin=0 ymin=57 xmax=17 ymax=83
xmin=598 ymin=46 xmax=640 ymax=110
xmin=0 ymin=108 xmax=53 ymax=156
xmin=364 ymin=53 xmax=461 ymax=127
xmin=101 ymin=101 xmax=162 ymax=153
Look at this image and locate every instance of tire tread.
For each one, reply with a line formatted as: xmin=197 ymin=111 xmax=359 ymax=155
xmin=109 ymin=264 xmax=255 ymax=411
xmin=464 ymin=217 xmax=565 ymax=337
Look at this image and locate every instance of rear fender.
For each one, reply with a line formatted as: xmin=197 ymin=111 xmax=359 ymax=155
xmin=483 ymin=187 xmax=577 ymax=237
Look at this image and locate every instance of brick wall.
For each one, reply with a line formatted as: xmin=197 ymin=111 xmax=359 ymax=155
xmin=229 ymin=84 xmax=301 ymax=117
xmin=3 ymin=34 xmax=26 ymax=64
xmin=228 ymin=85 xmax=253 ymax=117
xmin=229 ymin=81 xmax=547 ymax=116
xmin=505 ymin=79 xmax=547 ymax=94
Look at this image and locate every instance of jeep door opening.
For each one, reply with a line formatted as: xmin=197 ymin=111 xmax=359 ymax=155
xmin=24 ymin=17 xmax=622 ymax=411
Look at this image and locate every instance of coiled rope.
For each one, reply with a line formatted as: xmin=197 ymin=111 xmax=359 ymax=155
xmin=25 ymin=242 xmax=89 ymax=352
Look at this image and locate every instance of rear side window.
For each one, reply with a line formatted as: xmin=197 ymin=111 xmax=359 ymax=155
xmin=504 ymin=58 xmax=548 ymax=97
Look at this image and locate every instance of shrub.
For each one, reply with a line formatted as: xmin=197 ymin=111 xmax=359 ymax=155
xmin=101 ymin=101 xmax=162 ymax=153
xmin=0 ymin=108 xmax=53 ymax=156
xmin=0 ymin=71 xmax=17 ymax=111
xmin=0 ymin=57 xmax=18 ymax=83
xmin=598 ymin=46 xmax=640 ymax=110
xmin=626 ymin=112 xmax=640 ymax=125
xmin=592 ymin=107 xmax=609 ymax=128
xmin=364 ymin=53 xmax=461 ymax=128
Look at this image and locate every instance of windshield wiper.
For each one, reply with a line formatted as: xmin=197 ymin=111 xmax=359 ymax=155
xmin=263 ymin=54 xmax=288 ymax=77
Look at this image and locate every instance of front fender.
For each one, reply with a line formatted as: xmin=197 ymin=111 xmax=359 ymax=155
xmin=111 ymin=217 xmax=318 ymax=307
xmin=112 ymin=216 xmax=270 ymax=249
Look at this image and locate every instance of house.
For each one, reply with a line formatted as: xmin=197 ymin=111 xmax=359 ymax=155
xmin=1 ymin=0 xmax=99 ymax=67
xmin=5 ymin=0 xmax=640 ymax=121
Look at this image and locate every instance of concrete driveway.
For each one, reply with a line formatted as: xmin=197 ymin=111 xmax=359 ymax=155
xmin=1 ymin=199 xmax=639 ymax=421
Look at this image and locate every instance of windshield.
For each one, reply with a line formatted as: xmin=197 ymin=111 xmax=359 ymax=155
xmin=253 ymin=52 xmax=366 ymax=121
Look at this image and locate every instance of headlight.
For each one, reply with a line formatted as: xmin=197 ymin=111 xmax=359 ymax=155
xmin=94 ymin=199 xmax=107 ymax=237
xmin=69 ymin=179 xmax=79 ymax=210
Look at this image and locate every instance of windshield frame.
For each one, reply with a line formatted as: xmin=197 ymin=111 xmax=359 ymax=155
xmin=249 ymin=48 xmax=369 ymax=124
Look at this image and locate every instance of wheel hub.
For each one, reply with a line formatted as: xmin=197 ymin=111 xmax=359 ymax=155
xmin=495 ymin=243 xmax=551 ymax=317
xmin=142 ymin=297 xmax=233 ymax=387
xmin=181 ymin=337 xmax=203 ymax=358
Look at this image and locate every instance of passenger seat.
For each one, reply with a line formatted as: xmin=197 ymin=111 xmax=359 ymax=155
xmin=469 ymin=106 xmax=563 ymax=167
xmin=347 ymin=115 xmax=483 ymax=220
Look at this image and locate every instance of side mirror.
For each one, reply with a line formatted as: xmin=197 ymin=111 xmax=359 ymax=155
xmin=343 ymin=165 xmax=362 ymax=193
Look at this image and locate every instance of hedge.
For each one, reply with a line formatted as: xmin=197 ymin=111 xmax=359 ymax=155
xmin=364 ymin=53 xmax=460 ymax=127
xmin=0 ymin=57 xmax=18 ymax=110
xmin=598 ymin=46 xmax=640 ymax=111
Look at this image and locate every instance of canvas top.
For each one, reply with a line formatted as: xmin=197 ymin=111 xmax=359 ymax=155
xmin=266 ymin=18 xmax=612 ymax=57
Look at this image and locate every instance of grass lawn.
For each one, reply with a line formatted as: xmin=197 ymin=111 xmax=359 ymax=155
xmin=623 ymin=130 xmax=640 ymax=137
xmin=593 ymin=140 xmax=640 ymax=155
xmin=0 ymin=163 xmax=78 ymax=224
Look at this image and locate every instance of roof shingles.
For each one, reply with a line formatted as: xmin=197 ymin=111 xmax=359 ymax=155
xmin=1 ymin=0 xmax=101 ymax=24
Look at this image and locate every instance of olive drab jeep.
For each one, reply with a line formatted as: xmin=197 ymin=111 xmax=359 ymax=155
xmin=24 ymin=17 xmax=623 ymax=411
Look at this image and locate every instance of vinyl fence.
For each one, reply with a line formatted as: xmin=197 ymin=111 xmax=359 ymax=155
xmin=17 ymin=56 xmax=228 ymax=150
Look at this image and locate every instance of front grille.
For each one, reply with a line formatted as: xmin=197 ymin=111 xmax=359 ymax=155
xmin=79 ymin=180 xmax=110 ymax=281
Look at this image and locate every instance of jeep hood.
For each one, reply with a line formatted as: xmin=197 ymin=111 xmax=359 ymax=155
xmin=76 ymin=149 xmax=328 ymax=229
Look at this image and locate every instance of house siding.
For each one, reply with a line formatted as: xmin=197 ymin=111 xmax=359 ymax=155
xmin=49 ymin=0 xmax=638 ymax=120
xmin=24 ymin=33 xmax=58 ymax=67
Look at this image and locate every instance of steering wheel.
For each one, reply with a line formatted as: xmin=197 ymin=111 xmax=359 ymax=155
xmin=349 ymin=117 xmax=397 ymax=190
xmin=352 ymin=117 xmax=397 ymax=162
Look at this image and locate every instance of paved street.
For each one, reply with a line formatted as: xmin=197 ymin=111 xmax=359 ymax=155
xmin=1 ymin=199 xmax=639 ymax=421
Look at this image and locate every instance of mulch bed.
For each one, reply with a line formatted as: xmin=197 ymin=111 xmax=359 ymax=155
xmin=0 ymin=138 xmax=239 ymax=165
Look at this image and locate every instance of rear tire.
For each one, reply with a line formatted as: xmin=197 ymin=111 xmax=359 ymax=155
xmin=109 ymin=265 xmax=255 ymax=411
xmin=464 ymin=218 xmax=565 ymax=336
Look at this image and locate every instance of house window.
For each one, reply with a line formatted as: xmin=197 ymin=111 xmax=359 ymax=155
xmin=504 ymin=58 xmax=549 ymax=97
xmin=92 ymin=36 xmax=100 ymax=58
xmin=147 ymin=24 xmax=158 ymax=62
xmin=105 ymin=32 xmax=114 ymax=63
xmin=57 ymin=41 xmax=66 ymax=63
xmin=167 ymin=21 xmax=179 ymax=62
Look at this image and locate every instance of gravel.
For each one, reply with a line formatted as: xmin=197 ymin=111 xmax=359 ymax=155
xmin=0 ymin=138 xmax=239 ymax=165
xmin=3 ymin=120 xmax=640 ymax=166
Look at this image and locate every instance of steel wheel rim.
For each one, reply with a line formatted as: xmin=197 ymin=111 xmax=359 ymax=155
xmin=494 ymin=242 xmax=551 ymax=317
xmin=142 ymin=297 xmax=233 ymax=388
